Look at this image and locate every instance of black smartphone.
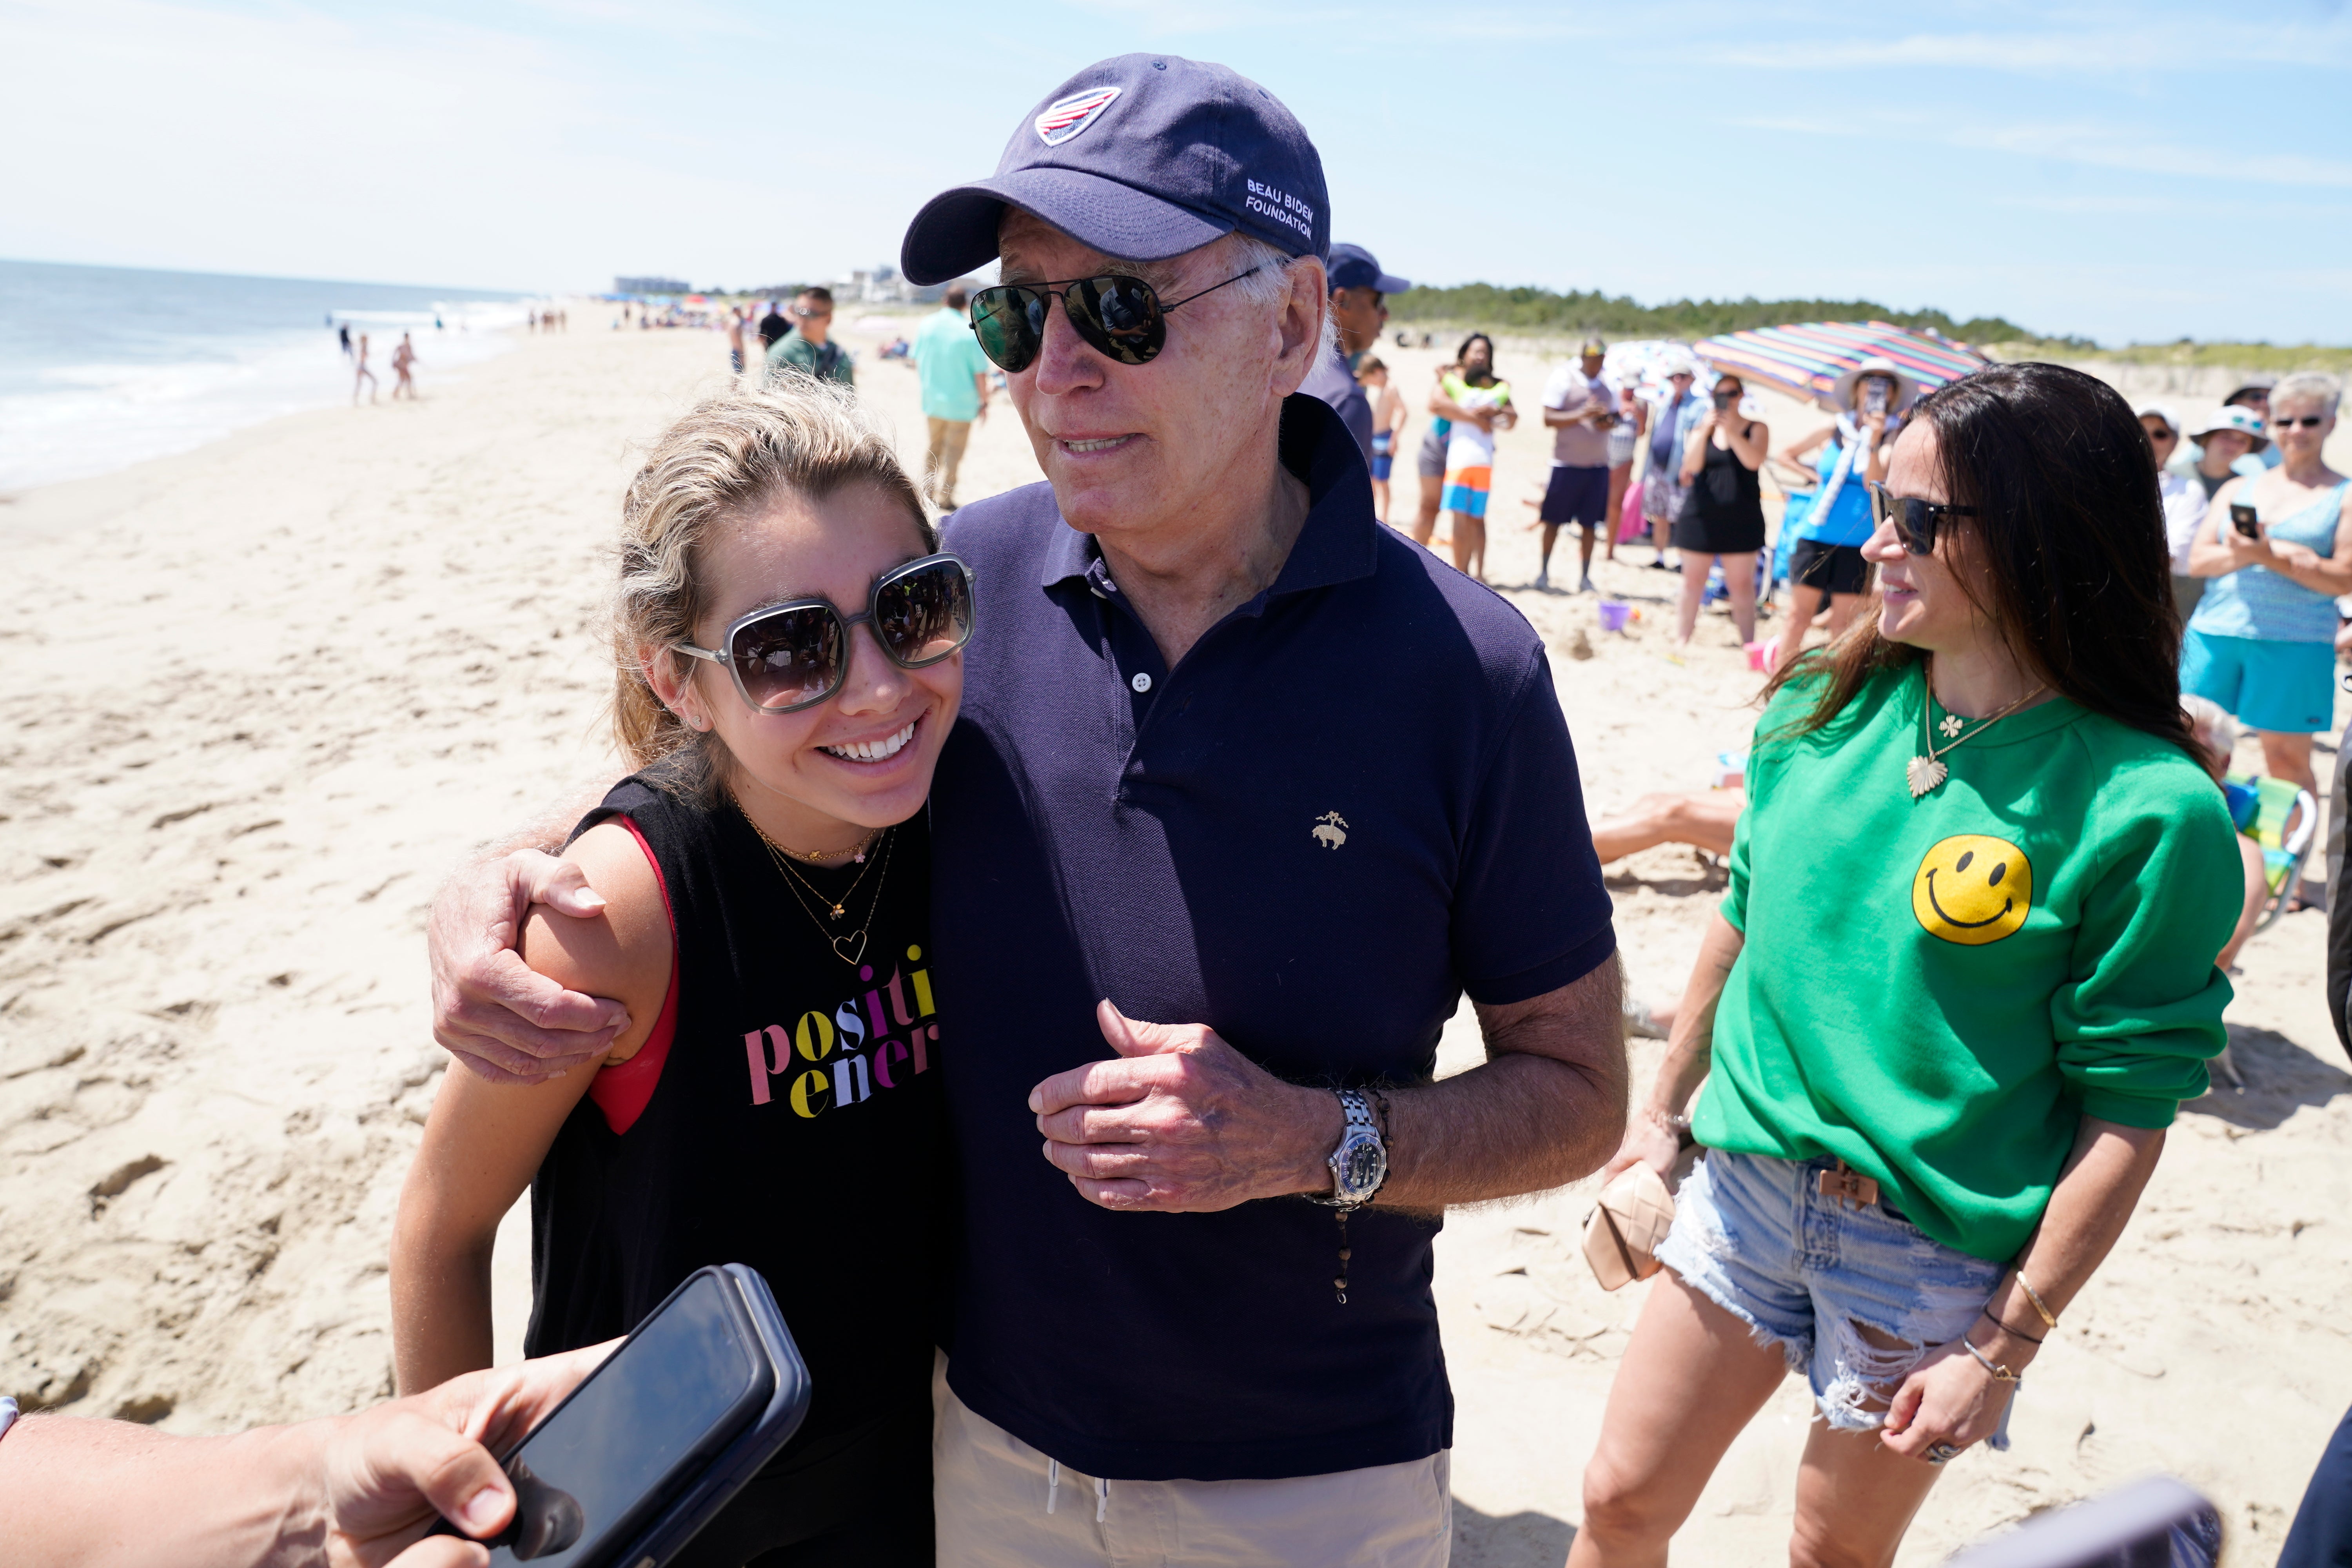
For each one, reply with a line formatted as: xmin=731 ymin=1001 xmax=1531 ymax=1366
xmin=434 ymin=1265 xmax=810 ymax=1568
xmin=2231 ymin=503 xmax=2260 ymax=538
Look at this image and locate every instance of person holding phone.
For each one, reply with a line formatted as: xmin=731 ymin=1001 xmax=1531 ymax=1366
xmin=1672 ymin=370 xmax=1769 ymax=650
xmin=2183 ymin=372 xmax=2352 ymax=800
xmin=1771 ymin=359 xmax=1913 ymax=670
xmin=0 ymin=1342 xmax=612 ymax=1568
xmin=1567 ymin=363 xmax=2240 ymax=1568
xmin=393 ymin=382 xmax=964 ymax=1567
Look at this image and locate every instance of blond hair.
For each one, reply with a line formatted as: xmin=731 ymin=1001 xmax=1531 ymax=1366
xmin=612 ymin=380 xmax=933 ymax=800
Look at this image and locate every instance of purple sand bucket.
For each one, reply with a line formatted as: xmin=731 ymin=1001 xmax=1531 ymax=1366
xmin=1598 ymin=601 xmax=1632 ymax=633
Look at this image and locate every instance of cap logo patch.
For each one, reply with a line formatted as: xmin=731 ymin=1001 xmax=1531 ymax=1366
xmin=1034 ymin=86 xmax=1122 ymax=147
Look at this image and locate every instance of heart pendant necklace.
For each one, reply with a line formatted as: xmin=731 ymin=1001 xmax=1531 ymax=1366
xmin=1911 ymin=664 xmax=2046 ymax=799
xmin=737 ymin=797 xmax=898 ymax=965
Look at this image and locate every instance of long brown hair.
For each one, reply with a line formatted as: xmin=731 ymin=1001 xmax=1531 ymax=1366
xmin=611 ymin=382 xmax=933 ymax=800
xmin=1759 ymin=361 xmax=2201 ymax=762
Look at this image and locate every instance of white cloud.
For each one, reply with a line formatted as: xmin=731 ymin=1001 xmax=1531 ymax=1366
xmin=1708 ymin=20 xmax=2352 ymax=74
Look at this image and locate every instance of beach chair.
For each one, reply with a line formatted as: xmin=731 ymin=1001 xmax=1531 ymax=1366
xmin=2224 ymin=772 xmax=2318 ymax=931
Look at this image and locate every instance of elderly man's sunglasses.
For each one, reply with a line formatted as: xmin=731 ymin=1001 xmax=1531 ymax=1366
xmin=2273 ymin=415 xmax=2327 ymax=430
xmin=1867 ymin=482 xmax=1979 ymax=556
xmin=968 ymin=268 xmax=1259 ymax=373
xmin=673 ymin=554 xmax=974 ymax=714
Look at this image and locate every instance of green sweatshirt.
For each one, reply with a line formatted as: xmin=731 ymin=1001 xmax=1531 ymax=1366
xmin=1696 ymin=661 xmax=2239 ymax=1262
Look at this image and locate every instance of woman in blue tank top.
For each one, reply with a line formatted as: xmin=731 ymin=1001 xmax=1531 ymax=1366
xmin=1769 ymin=387 xmax=1905 ymax=670
xmin=2182 ymin=371 xmax=2352 ymax=798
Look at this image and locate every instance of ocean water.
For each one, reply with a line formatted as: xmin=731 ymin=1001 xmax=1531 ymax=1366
xmin=0 ymin=259 xmax=534 ymax=494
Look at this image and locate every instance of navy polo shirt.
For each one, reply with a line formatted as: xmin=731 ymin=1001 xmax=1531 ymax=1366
xmin=931 ymin=393 xmax=1615 ymax=1483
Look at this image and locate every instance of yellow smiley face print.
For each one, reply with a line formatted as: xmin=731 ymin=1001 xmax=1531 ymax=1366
xmin=1912 ymin=835 xmax=2032 ymax=945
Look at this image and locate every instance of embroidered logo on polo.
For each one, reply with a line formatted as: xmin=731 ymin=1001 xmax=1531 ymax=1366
xmin=1311 ymin=811 xmax=1348 ymax=849
xmin=742 ymin=945 xmax=940 ymax=1116
xmin=1034 ymin=86 xmax=1122 ymax=147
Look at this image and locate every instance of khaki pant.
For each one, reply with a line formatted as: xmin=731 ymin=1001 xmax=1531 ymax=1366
xmin=933 ymin=1370 xmax=1452 ymax=1567
xmin=925 ymin=416 xmax=974 ymax=508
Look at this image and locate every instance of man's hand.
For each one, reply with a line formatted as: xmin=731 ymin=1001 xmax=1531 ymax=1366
xmin=1029 ymin=1001 xmax=1341 ymax=1212
xmin=319 ymin=1341 xmax=616 ymax=1568
xmin=429 ymin=851 xmax=630 ymax=1085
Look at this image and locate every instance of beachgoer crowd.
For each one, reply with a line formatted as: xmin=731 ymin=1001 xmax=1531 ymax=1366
xmin=9 ymin=47 xmax=2341 ymax=1568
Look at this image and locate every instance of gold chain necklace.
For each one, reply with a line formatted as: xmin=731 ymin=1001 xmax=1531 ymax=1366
xmin=1908 ymin=666 xmax=2047 ymax=799
xmin=735 ymin=802 xmax=881 ymax=865
xmin=746 ymin=815 xmax=897 ymax=967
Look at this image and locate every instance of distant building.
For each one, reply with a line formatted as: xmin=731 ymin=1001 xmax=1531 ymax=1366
xmin=832 ymin=265 xmax=918 ymax=305
xmin=614 ymin=275 xmax=690 ymax=296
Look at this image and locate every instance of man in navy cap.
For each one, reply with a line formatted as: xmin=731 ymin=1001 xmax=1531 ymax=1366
xmin=1298 ymin=241 xmax=1410 ymax=463
xmin=423 ymin=52 xmax=1623 ymax=1565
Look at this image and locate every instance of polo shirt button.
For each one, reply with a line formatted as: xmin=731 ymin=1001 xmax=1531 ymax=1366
xmin=1131 ymin=672 xmax=1153 ymax=693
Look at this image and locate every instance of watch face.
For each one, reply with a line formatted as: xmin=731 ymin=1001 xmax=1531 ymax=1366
xmin=1333 ymin=1133 xmax=1387 ymax=1201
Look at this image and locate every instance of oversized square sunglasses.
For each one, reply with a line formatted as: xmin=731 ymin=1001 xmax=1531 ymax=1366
xmin=1866 ymin=481 xmax=1979 ymax=556
xmin=967 ymin=268 xmax=1260 ymax=374
xmin=673 ymin=554 xmax=975 ymax=715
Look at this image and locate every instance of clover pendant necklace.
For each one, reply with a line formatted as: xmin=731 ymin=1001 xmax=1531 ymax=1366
xmin=1910 ymin=665 xmax=2046 ymax=799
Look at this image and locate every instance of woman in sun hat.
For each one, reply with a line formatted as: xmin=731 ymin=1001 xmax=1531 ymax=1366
xmin=1641 ymin=349 xmax=1706 ymax=569
xmin=1770 ymin=356 xmax=1916 ymax=669
xmin=2181 ymin=405 xmax=2270 ymax=501
xmin=2183 ymin=371 xmax=2352 ymax=800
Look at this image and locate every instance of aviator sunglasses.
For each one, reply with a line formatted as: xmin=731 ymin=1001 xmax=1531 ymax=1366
xmin=1867 ymin=481 xmax=1979 ymax=556
xmin=673 ymin=554 xmax=975 ymax=715
xmin=968 ymin=268 xmax=1260 ymax=374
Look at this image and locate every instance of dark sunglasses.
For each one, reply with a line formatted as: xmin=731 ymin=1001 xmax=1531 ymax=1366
xmin=1867 ymin=481 xmax=1980 ymax=555
xmin=2272 ymin=414 xmax=2327 ymax=430
xmin=967 ymin=268 xmax=1259 ymax=373
xmin=674 ymin=554 xmax=974 ymax=715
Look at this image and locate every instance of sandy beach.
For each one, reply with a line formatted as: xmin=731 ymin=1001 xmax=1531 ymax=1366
xmin=4 ymin=315 xmax=2348 ymax=1566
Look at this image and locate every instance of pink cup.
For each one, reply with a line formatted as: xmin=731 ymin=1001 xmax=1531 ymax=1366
xmin=1744 ymin=640 xmax=1771 ymax=671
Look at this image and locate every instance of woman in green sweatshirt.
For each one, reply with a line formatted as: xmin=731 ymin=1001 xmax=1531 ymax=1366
xmin=1568 ymin=363 xmax=2241 ymax=1568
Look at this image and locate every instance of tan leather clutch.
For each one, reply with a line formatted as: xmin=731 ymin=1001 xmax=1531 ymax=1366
xmin=1581 ymin=1163 xmax=1676 ymax=1292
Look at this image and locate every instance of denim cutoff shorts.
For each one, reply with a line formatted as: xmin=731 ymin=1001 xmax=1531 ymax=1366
xmin=1654 ymin=1149 xmax=2016 ymax=1446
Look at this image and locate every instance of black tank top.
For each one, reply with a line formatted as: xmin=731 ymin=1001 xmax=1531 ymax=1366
xmin=525 ymin=773 xmax=946 ymax=1459
xmin=1688 ymin=422 xmax=1766 ymax=524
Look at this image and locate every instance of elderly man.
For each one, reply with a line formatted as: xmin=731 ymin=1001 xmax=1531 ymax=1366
xmin=425 ymin=54 xmax=1622 ymax=1567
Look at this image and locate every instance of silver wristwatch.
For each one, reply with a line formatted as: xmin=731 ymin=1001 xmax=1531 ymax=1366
xmin=1316 ymin=1089 xmax=1388 ymax=1209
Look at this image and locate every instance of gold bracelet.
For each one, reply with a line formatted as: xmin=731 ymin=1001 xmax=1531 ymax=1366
xmin=1963 ymin=1339 xmax=2022 ymax=1384
xmin=2014 ymin=1272 xmax=2058 ymax=1330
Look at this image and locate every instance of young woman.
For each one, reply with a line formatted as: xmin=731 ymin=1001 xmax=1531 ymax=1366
xmin=2183 ymin=371 xmax=2351 ymax=800
xmin=1770 ymin=359 xmax=1908 ymax=671
xmin=1569 ymin=363 xmax=2241 ymax=1567
xmin=393 ymin=385 xmax=971 ymax=1567
xmin=1672 ymin=370 xmax=1768 ymax=649
xmin=1435 ymin=332 xmax=1515 ymax=583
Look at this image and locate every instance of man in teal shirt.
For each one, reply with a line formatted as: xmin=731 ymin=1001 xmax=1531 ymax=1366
xmin=912 ymin=285 xmax=992 ymax=509
xmin=763 ymin=287 xmax=853 ymax=387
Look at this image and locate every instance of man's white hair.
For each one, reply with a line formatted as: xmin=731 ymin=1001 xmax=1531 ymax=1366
xmin=1219 ymin=234 xmax=1339 ymax=364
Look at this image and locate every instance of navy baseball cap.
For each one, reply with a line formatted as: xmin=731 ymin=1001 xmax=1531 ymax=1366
xmin=1327 ymin=244 xmax=1408 ymax=295
xmin=900 ymin=54 xmax=1329 ymax=286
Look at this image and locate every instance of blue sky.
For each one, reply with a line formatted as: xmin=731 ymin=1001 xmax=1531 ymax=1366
xmin=5 ymin=0 xmax=2348 ymax=344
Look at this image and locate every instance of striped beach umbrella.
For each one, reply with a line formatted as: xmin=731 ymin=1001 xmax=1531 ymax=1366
xmin=1692 ymin=321 xmax=1989 ymax=408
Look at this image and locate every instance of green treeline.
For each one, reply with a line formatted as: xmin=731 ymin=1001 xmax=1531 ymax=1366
xmin=1384 ymin=282 xmax=2050 ymax=347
